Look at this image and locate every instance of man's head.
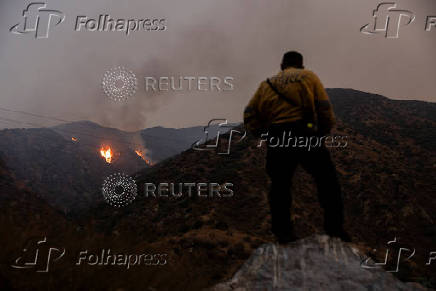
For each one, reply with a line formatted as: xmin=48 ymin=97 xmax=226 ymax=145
xmin=281 ymin=51 xmax=304 ymax=70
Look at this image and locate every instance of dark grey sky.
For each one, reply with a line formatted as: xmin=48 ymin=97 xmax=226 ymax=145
xmin=0 ymin=0 xmax=435 ymax=131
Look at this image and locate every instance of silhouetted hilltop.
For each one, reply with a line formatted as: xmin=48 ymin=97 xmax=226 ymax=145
xmin=0 ymin=89 xmax=435 ymax=289
xmin=80 ymin=89 xmax=435 ymax=287
xmin=328 ymin=88 xmax=436 ymax=150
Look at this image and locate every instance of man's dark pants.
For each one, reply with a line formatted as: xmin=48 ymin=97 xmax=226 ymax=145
xmin=265 ymin=122 xmax=345 ymax=238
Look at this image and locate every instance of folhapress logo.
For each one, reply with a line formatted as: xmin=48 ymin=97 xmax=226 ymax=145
xmin=10 ymin=3 xmax=167 ymax=39
xmin=11 ymin=237 xmax=65 ymax=273
xmin=192 ymin=119 xmax=246 ymax=155
xmin=10 ymin=2 xmax=65 ymax=39
xmin=360 ymin=2 xmax=415 ymax=38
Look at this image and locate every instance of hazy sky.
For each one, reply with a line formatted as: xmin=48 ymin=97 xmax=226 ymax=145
xmin=0 ymin=0 xmax=435 ymax=131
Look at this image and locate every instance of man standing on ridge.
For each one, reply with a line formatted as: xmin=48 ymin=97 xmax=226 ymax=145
xmin=243 ymin=51 xmax=351 ymax=243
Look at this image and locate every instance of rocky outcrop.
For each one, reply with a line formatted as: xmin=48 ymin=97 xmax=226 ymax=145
xmin=210 ymin=235 xmax=427 ymax=291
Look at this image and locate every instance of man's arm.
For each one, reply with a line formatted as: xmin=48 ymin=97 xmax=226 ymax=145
xmin=311 ymin=73 xmax=336 ymax=134
xmin=243 ymin=83 xmax=268 ymax=137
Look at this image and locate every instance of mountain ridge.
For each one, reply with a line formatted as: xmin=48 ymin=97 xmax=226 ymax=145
xmin=0 ymin=88 xmax=435 ymax=289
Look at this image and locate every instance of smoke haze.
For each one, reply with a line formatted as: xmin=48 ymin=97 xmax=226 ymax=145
xmin=0 ymin=0 xmax=435 ymax=131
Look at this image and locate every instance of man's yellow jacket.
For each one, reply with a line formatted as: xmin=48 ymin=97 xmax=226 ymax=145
xmin=243 ymin=68 xmax=336 ymax=135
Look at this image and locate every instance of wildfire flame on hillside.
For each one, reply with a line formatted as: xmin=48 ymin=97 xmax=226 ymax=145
xmin=135 ymin=149 xmax=153 ymax=165
xmin=100 ymin=146 xmax=112 ymax=163
xmin=71 ymin=137 xmax=78 ymax=142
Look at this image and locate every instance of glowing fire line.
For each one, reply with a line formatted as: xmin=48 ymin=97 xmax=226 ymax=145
xmin=135 ymin=149 xmax=153 ymax=165
xmin=100 ymin=147 xmax=112 ymax=163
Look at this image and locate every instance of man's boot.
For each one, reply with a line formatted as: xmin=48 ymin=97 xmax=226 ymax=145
xmin=325 ymin=228 xmax=352 ymax=242
xmin=324 ymin=211 xmax=351 ymax=242
xmin=274 ymin=224 xmax=298 ymax=244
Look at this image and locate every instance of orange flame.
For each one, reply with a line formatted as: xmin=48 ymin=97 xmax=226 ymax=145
xmin=100 ymin=147 xmax=112 ymax=163
xmin=71 ymin=137 xmax=78 ymax=142
xmin=135 ymin=149 xmax=153 ymax=165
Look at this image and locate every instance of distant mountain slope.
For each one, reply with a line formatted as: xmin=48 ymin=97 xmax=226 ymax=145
xmin=328 ymin=88 xmax=436 ymax=151
xmin=0 ymin=156 xmax=74 ymax=290
xmin=0 ymin=121 xmax=227 ymax=211
xmin=139 ymin=124 xmax=234 ymax=162
xmin=81 ymin=89 xmax=435 ymax=288
xmin=0 ymin=89 xmax=435 ymax=289
xmin=54 ymin=121 xmax=233 ymax=163
xmin=0 ymin=126 xmax=135 ymax=211
xmin=0 ymin=157 xmax=182 ymax=290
